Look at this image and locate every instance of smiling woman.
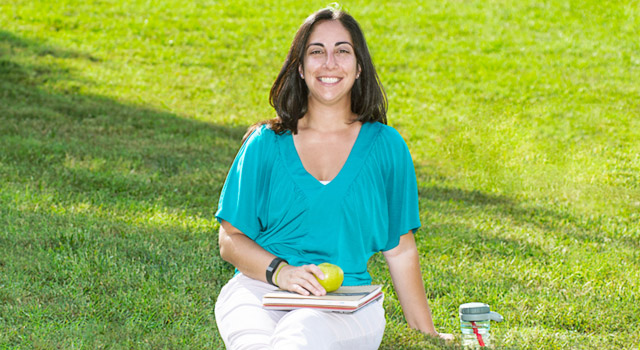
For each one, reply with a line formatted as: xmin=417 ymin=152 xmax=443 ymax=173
xmin=214 ymin=5 xmax=452 ymax=350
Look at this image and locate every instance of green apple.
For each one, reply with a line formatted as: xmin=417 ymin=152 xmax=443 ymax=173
xmin=316 ymin=262 xmax=344 ymax=292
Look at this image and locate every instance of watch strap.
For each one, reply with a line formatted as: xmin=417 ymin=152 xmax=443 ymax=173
xmin=266 ymin=257 xmax=287 ymax=287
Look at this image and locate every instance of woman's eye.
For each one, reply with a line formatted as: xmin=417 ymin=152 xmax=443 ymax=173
xmin=338 ymin=49 xmax=350 ymax=54
xmin=309 ymin=50 xmax=323 ymax=55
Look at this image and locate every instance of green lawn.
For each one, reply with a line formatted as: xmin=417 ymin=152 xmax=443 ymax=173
xmin=1 ymin=0 xmax=638 ymax=349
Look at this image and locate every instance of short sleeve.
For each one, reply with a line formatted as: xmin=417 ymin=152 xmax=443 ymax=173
xmin=382 ymin=127 xmax=421 ymax=251
xmin=215 ymin=126 xmax=271 ymax=239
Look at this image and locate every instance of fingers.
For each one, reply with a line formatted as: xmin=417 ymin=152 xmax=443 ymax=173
xmin=278 ymin=264 xmax=327 ymax=296
xmin=308 ymin=264 xmax=325 ymax=280
xmin=438 ymin=333 xmax=455 ymax=341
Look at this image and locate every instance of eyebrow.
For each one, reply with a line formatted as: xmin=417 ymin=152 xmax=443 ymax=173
xmin=307 ymin=41 xmax=354 ymax=48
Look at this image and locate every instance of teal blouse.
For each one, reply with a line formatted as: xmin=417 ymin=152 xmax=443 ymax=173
xmin=215 ymin=121 xmax=421 ymax=286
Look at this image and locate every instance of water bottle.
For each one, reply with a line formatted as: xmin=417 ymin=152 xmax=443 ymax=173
xmin=459 ymin=302 xmax=503 ymax=348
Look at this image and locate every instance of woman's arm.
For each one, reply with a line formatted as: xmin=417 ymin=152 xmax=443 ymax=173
xmin=218 ymin=219 xmax=278 ymax=282
xmin=382 ymin=232 xmax=453 ymax=339
xmin=218 ymin=219 xmax=326 ymax=296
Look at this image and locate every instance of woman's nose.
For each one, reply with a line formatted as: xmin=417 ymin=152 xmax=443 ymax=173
xmin=323 ymin=52 xmax=337 ymax=69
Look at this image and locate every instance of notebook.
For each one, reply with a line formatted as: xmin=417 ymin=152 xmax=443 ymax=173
xmin=262 ymin=285 xmax=383 ymax=313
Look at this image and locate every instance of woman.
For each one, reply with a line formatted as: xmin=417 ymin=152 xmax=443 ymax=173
xmin=215 ymin=6 xmax=452 ymax=349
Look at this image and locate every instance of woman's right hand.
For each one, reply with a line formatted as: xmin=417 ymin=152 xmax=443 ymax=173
xmin=275 ymin=264 xmax=327 ymax=296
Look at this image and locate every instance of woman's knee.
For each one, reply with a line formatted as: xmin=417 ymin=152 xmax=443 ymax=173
xmin=271 ymin=303 xmax=385 ymax=350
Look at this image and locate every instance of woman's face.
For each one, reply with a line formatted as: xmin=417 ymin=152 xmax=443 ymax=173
xmin=300 ymin=20 xmax=361 ymax=109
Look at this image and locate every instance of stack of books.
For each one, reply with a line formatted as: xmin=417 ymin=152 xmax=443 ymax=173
xmin=262 ymin=285 xmax=383 ymax=313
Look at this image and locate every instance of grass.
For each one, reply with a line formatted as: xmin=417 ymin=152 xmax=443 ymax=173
xmin=1 ymin=0 xmax=639 ymax=348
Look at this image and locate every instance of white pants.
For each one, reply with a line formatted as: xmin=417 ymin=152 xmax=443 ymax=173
xmin=215 ymin=274 xmax=386 ymax=350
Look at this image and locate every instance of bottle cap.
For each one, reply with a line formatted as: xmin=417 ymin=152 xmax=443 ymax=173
xmin=459 ymin=302 xmax=504 ymax=322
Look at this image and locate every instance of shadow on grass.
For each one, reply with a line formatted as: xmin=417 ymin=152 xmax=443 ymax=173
xmin=1 ymin=29 xmax=238 ymax=347
xmin=418 ymin=179 xmax=638 ymax=249
xmin=0 ymin=29 xmax=246 ymax=214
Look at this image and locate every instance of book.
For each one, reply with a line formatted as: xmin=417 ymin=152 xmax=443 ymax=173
xmin=262 ymin=285 xmax=383 ymax=313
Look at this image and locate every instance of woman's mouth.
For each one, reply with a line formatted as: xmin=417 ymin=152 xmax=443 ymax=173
xmin=318 ymin=77 xmax=340 ymax=84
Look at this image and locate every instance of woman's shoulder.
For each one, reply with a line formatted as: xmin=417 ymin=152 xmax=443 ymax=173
xmin=235 ymin=123 xmax=284 ymax=164
xmin=243 ymin=123 xmax=281 ymax=147
xmin=370 ymin=122 xmax=410 ymax=150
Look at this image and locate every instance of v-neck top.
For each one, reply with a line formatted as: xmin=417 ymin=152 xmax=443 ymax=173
xmin=216 ymin=121 xmax=421 ymax=286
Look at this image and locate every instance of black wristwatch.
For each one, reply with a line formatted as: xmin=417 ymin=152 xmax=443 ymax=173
xmin=266 ymin=257 xmax=287 ymax=287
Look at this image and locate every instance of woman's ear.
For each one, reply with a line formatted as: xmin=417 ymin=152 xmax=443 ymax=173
xmin=356 ymin=64 xmax=362 ymax=79
xmin=299 ymin=65 xmax=304 ymax=79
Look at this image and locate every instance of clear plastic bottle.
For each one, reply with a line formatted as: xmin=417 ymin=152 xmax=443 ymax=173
xmin=459 ymin=302 xmax=503 ymax=348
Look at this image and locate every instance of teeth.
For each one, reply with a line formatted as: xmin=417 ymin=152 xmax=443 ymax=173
xmin=320 ymin=77 xmax=339 ymax=83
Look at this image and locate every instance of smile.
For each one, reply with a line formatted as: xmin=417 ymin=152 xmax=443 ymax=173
xmin=318 ymin=77 xmax=341 ymax=84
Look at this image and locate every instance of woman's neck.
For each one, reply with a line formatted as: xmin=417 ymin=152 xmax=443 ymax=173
xmin=301 ymin=99 xmax=356 ymax=132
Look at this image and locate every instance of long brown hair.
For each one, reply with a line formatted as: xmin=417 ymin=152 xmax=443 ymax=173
xmin=244 ymin=6 xmax=387 ymax=142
